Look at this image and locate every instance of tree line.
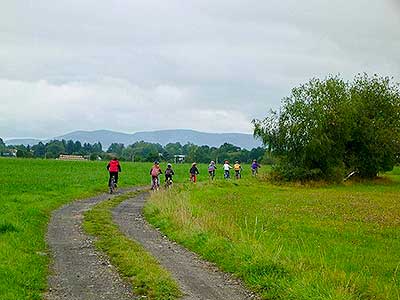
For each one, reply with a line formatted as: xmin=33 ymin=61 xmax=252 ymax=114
xmin=0 ymin=138 xmax=266 ymax=164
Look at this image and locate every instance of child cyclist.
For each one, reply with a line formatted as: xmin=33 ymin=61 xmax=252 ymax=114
xmin=164 ymin=163 xmax=175 ymax=187
xmin=223 ymin=160 xmax=232 ymax=179
xmin=251 ymin=159 xmax=261 ymax=176
xmin=234 ymin=160 xmax=242 ymax=179
xmin=189 ymin=162 xmax=199 ymax=183
xmin=208 ymin=160 xmax=217 ymax=180
xmin=107 ymin=156 xmax=121 ymax=188
xmin=150 ymin=161 xmax=162 ymax=190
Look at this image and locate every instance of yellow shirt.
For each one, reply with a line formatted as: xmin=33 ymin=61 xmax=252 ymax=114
xmin=234 ymin=163 xmax=241 ymax=171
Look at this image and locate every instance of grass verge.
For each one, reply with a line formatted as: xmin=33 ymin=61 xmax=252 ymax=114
xmin=83 ymin=191 xmax=181 ymax=300
xmin=145 ymin=173 xmax=400 ymax=300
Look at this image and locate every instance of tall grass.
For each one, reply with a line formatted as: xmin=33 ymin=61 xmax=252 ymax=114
xmin=145 ymin=171 xmax=400 ymax=299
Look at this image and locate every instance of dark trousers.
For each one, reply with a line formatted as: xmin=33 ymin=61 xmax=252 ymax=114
xmin=109 ymin=172 xmax=119 ymax=186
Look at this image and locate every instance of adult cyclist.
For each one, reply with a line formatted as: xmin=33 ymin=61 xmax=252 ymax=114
xmin=107 ymin=156 xmax=121 ymax=188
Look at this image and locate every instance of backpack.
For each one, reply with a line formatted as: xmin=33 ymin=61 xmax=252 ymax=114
xmin=151 ymin=167 xmax=159 ymax=177
xmin=108 ymin=160 xmax=120 ymax=172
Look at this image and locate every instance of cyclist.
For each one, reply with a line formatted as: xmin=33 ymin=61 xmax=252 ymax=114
xmin=107 ymin=156 xmax=121 ymax=188
xmin=223 ymin=160 xmax=232 ymax=179
xmin=189 ymin=162 xmax=199 ymax=183
xmin=165 ymin=163 xmax=175 ymax=187
xmin=251 ymin=159 xmax=261 ymax=176
xmin=208 ymin=160 xmax=217 ymax=180
xmin=234 ymin=160 xmax=242 ymax=179
xmin=150 ymin=161 xmax=162 ymax=190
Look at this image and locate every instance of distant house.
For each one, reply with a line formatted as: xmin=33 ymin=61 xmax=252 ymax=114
xmin=58 ymin=154 xmax=86 ymax=161
xmin=174 ymin=155 xmax=186 ymax=163
xmin=0 ymin=150 xmax=16 ymax=157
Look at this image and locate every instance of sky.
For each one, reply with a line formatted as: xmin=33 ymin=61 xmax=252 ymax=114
xmin=1 ymin=0 xmax=399 ymax=139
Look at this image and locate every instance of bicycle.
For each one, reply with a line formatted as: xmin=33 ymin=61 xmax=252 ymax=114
xmin=151 ymin=176 xmax=159 ymax=191
xmin=164 ymin=177 xmax=173 ymax=189
xmin=224 ymin=170 xmax=230 ymax=179
xmin=235 ymin=170 xmax=241 ymax=179
xmin=208 ymin=170 xmax=215 ymax=181
xmin=109 ymin=175 xmax=117 ymax=194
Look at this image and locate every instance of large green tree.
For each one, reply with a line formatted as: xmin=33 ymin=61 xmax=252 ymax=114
xmin=254 ymin=74 xmax=400 ymax=181
xmin=32 ymin=142 xmax=46 ymax=158
xmin=346 ymin=75 xmax=400 ymax=177
xmin=45 ymin=140 xmax=66 ymax=159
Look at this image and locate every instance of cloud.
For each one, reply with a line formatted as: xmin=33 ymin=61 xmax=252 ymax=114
xmin=0 ymin=0 xmax=399 ymax=138
xmin=0 ymin=78 xmax=253 ymax=138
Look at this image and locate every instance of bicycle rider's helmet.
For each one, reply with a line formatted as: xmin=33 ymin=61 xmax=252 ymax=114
xmin=167 ymin=163 xmax=172 ymax=167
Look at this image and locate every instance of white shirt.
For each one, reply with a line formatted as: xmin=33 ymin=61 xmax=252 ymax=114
xmin=223 ymin=163 xmax=232 ymax=171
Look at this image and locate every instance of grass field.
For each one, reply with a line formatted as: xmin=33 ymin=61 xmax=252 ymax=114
xmin=0 ymin=158 xmax=209 ymax=300
xmin=2 ymin=157 xmax=399 ymax=299
xmin=145 ymin=169 xmax=400 ymax=299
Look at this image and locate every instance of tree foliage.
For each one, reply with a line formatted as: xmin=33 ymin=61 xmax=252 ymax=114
xmin=253 ymin=74 xmax=400 ymax=181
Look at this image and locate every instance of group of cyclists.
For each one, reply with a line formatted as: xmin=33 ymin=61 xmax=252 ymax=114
xmin=107 ymin=157 xmax=261 ymax=192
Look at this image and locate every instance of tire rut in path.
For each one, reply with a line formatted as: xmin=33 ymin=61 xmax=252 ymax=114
xmin=45 ymin=187 xmax=142 ymax=300
xmin=113 ymin=192 xmax=257 ymax=300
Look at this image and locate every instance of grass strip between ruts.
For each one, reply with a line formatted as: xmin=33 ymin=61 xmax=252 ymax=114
xmin=82 ymin=191 xmax=181 ymax=300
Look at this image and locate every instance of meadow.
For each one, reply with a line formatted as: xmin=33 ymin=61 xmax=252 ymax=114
xmin=2 ymin=157 xmax=399 ymax=299
xmin=145 ymin=169 xmax=400 ymax=299
xmin=0 ymin=158 xmax=206 ymax=300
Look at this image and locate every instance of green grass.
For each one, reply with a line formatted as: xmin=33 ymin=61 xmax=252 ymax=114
xmin=0 ymin=158 xmax=212 ymax=300
xmin=83 ymin=192 xmax=181 ymax=299
xmin=145 ymin=169 xmax=400 ymax=299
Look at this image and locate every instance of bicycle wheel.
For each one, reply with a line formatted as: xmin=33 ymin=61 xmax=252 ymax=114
xmin=109 ymin=176 xmax=116 ymax=194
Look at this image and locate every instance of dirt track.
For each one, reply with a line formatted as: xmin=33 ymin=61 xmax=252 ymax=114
xmin=45 ymin=188 xmax=140 ymax=300
xmin=46 ymin=188 xmax=256 ymax=300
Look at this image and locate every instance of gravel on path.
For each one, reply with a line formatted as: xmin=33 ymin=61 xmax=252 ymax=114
xmin=45 ymin=188 xmax=142 ymax=300
xmin=113 ymin=192 xmax=258 ymax=300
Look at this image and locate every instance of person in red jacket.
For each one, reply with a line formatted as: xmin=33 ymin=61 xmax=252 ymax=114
xmin=107 ymin=157 xmax=122 ymax=187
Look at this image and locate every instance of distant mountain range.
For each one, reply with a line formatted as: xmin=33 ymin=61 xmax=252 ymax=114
xmin=5 ymin=129 xmax=262 ymax=150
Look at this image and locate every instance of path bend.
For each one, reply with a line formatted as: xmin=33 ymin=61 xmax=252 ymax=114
xmin=45 ymin=187 xmax=142 ymax=300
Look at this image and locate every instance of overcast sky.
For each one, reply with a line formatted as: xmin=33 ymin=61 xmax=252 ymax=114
xmin=1 ymin=0 xmax=399 ymax=139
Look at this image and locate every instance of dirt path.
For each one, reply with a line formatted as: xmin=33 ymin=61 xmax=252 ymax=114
xmin=45 ymin=188 xmax=142 ymax=300
xmin=113 ymin=192 xmax=257 ymax=300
